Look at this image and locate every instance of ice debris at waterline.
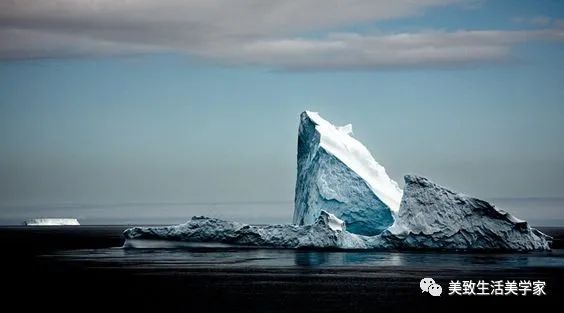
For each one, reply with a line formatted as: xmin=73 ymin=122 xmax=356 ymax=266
xmin=123 ymin=111 xmax=551 ymax=251
xmin=294 ymin=111 xmax=402 ymax=236
xmin=25 ymin=218 xmax=80 ymax=226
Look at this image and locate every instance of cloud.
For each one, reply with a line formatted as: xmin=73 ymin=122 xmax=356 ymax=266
xmin=0 ymin=28 xmax=167 ymax=60
xmin=205 ymin=29 xmax=564 ymax=70
xmin=1 ymin=1 xmax=563 ymax=69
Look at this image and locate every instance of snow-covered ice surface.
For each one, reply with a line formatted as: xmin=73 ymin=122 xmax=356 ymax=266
xmin=123 ymin=111 xmax=551 ymax=251
xmin=382 ymin=175 xmax=551 ymax=251
xmin=25 ymin=218 xmax=80 ymax=226
xmin=293 ymin=111 xmax=402 ymax=236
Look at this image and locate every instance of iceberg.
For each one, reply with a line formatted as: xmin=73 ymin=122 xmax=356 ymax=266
xmin=293 ymin=111 xmax=402 ymax=236
xmin=24 ymin=218 xmax=80 ymax=226
xmin=123 ymin=177 xmax=551 ymax=250
xmin=124 ymin=211 xmax=385 ymax=249
xmin=382 ymin=175 xmax=551 ymax=251
xmin=122 ymin=111 xmax=551 ymax=251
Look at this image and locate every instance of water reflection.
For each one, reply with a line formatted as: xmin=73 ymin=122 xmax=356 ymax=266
xmin=49 ymin=247 xmax=564 ymax=269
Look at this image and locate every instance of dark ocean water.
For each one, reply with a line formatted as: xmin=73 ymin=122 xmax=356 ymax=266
xmin=1 ymin=226 xmax=563 ymax=312
xmin=49 ymin=243 xmax=564 ymax=269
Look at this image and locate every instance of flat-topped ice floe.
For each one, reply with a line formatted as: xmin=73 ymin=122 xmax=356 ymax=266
xmin=25 ymin=218 xmax=80 ymax=226
xmin=124 ymin=211 xmax=385 ymax=250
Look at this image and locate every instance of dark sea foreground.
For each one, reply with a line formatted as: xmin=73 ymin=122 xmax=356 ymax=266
xmin=1 ymin=226 xmax=563 ymax=312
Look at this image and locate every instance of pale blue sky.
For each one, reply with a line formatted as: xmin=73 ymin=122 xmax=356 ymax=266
xmin=0 ymin=0 xmax=563 ymax=224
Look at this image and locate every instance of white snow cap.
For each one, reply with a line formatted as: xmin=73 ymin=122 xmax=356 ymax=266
xmin=306 ymin=111 xmax=403 ymax=212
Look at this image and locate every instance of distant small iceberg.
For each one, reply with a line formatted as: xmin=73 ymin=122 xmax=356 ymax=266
xmin=24 ymin=218 xmax=80 ymax=226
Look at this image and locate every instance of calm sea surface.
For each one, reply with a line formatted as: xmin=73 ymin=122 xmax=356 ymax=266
xmin=1 ymin=226 xmax=563 ymax=312
xmin=49 ymin=245 xmax=564 ymax=269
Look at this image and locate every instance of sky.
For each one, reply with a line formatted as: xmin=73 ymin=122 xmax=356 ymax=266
xmin=1 ymin=0 xmax=564 ymax=225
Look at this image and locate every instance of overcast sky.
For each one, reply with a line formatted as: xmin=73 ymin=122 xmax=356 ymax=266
xmin=1 ymin=0 xmax=563 ymax=225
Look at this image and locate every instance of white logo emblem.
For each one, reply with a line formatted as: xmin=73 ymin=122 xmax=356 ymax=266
xmin=420 ymin=278 xmax=442 ymax=296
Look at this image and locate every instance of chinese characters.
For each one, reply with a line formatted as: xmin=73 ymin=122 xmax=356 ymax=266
xmin=448 ymin=280 xmax=546 ymax=296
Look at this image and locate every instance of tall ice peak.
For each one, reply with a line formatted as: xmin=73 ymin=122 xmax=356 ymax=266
xmin=304 ymin=111 xmax=402 ymax=211
xmin=293 ymin=111 xmax=403 ymax=236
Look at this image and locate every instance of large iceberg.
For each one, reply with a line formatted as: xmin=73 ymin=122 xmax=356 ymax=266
xmin=382 ymin=175 xmax=551 ymax=251
xmin=293 ymin=111 xmax=402 ymax=236
xmin=122 ymin=111 xmax=551 ymax=251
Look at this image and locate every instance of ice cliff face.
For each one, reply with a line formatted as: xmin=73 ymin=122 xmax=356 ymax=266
xmin=124 ymin=211 xmax=382 ymax=249
xmin=383 ymin=175 xmax=551 ymax=251
xmin=293 ymin=111 xmax=402 ymax=236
